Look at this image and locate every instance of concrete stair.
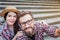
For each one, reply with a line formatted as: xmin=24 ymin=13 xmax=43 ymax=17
xmin=0 ymin=1 xmax=60 ymax=26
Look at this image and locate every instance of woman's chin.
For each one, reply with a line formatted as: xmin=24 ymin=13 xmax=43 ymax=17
xmin=8 ymin=23 xmax=14 ymax=26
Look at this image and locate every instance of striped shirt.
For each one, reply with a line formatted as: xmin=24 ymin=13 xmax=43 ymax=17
xmin=16 ymin=21 xmax=58 ymax=40
xmin=0 ymin=22 xmax=14 ymax=40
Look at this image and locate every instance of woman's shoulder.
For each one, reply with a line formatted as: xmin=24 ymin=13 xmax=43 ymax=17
xmin=0 ymin=22 xmax=8 ymax=32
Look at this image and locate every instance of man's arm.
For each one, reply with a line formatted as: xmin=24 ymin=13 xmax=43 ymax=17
xmin=36 ymin=21 xmax=60 ymax=37
xmin=39 ymin=21 xmax=60 ymax=37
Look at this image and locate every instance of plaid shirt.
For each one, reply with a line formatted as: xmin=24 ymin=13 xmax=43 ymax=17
xmin=0 ymin=22 xmax=14 ymax=40
xmin=16 ymin=21 xmax=58 ymax=40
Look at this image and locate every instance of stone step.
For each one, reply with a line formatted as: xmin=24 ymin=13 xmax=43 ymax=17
xmin=0 ymin=2 xmax=60 ymax=6
xmin=0 ymin=9 xmax=60 ymax=12
xmin=33 ymin=13 xmax=60 ymax=19
xmin=36 ymin=18 xmax=60 ymax=25
xmin=1 ymin=0 xmax=60 ymax=3
xmin=34 ymin=15 xmax=60 ymax=21
xmin=0 ymin=5 xmax=60 ymax=9
xmin=0 ymin=1 xmax=60 ymax=26
xmin=28 ymin=1 xmax=59 ymax=3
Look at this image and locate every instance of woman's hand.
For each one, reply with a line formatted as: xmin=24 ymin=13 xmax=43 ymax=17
xmin=12 ymin=31 xmax=23 ymax=40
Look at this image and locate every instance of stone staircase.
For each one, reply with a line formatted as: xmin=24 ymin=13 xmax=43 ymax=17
xmin=0 ymin=0 xmax=60 ymax=26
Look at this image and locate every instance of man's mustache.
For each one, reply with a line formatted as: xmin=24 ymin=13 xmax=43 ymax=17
xmin=24 ymin=27 xmax=33 ymax=30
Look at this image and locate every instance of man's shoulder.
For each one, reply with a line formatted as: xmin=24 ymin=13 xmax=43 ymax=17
xmin=35 ymin=20 xmax=48 ymax=25
xmin=34 ymin=22 xmax=43 ymax=32
xmin=34 ymin=21 xmax=49 ymax=31
xmin=35 ymin=20 xmax=48 ymax=28
xmin=34 ymin=21 xmax=43 ymax=28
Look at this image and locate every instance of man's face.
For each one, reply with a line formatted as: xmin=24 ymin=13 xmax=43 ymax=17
xmin=19 ymin=14 xmax=34 ymax=36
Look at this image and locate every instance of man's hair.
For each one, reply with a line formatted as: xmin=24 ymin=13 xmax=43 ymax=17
xmin=17 ymin=11 xmax=33 ymax=20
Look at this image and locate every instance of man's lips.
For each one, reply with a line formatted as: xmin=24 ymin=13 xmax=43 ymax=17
xmin=24 ymin=27 xmax=32 ymax=30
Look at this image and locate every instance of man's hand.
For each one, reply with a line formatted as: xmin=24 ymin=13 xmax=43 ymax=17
xmin=55 ymin=28 xmax=60 ymax=37
xmin=12 ymin=31 xmax=23 ymax=40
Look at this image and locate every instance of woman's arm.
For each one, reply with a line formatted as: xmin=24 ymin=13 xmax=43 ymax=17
xmin=12 ymin=31 xmax=24 ymax=40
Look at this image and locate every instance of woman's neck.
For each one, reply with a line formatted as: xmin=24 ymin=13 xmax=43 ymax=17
xmin=7 ymin=24 xmax=14 ymax=28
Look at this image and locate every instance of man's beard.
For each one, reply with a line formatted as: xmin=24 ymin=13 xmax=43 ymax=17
xmin=23 ymin=27 xmax=34 ymax=37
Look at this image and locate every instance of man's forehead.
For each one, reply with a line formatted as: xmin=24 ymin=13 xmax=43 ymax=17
xmin=20 ymin=14 xmax=32 ymax=22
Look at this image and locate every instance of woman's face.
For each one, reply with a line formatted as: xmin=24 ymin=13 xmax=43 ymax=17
xmin=6 ymin=12 xmax=17 ymax=26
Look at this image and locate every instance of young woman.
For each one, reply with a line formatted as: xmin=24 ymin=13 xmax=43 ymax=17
xmin=0 ymin=6 xmax=20 ymax=40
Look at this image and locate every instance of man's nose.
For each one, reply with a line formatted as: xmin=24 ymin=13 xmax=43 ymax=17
xmin=25 ymin=23 xmax=30 ymax=28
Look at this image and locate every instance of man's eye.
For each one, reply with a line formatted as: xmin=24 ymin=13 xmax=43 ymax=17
xmin=28 ymin=20 xmax=31 ymax=22
xmin=23 ymin=22 xmax=26 ymax=24
xmin=14 ymin=16 xmax=17 ymax=18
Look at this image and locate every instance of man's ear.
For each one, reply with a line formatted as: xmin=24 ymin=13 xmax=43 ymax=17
xmin=18 ymin=22 xmax=22 ymax=30
xmin=18 ymin=23 xmax=21 ymax=27
xmin=18 ymin=19 xmax=21 ymax=26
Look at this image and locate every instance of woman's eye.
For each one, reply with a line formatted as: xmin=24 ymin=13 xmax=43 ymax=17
xmin=8 ymin=15 xmax=12 ymax=17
